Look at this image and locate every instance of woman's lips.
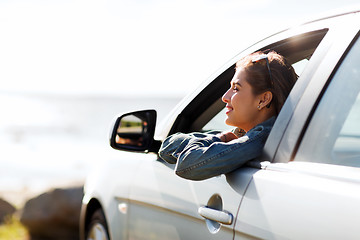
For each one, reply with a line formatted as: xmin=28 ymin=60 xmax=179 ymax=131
xmin=225 ymin=106 xmax=233 ymax=114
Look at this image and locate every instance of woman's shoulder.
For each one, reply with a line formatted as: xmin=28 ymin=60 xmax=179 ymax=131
xmin=246 ymin=116 xmax=276 ymax=137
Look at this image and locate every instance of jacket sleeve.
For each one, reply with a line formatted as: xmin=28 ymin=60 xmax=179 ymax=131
xmin=175 ymin=128 xmax=266 ymax=181
xmin=158 ymin=131 xmax=221 ymax=164
xmin=159 ymin=125 xmax=270 ymax=181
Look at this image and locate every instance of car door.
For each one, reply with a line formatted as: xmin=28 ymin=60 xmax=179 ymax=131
xmin=127 ymin=129 xmax=254 ymax=240
xmin=125 ymin=20 xmax=335 ymax=240
xmin=234 ymin=16 xmax=360 ymax=239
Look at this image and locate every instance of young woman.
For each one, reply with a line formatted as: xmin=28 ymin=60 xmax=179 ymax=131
xmin=159 ymin=51 xmax=298 ymax=180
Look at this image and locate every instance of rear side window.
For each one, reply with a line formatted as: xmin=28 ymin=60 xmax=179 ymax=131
xmin=295 ymin=34 xmax=360 ymax=167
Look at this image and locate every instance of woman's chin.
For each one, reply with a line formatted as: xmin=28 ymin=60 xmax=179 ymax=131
xmin=225 ymin=118 xmax=234 ymax=127
xmin=225 ymin=118 xmax=242 ymax=129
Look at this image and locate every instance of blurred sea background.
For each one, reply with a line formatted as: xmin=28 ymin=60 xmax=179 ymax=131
xmin=0 ymin=93 xmax=181 ymax=206
xmin=1 ymin=0 xmax=360 ymax=208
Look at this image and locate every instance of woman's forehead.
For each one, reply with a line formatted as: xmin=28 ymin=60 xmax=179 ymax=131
xmin=231 ymin=68 xmax=248 ymax=84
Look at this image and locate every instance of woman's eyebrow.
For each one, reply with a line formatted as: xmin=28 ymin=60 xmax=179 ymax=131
xmin=233 ymin=81 xmax=242 ymax=87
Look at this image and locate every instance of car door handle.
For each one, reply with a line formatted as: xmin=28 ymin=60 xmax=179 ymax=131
xmin=198 ymin=206 xmax=233 ymax=225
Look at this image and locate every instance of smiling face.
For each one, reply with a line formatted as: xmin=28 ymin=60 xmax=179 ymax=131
xmin=221 ymin=51 xmax=298 ymax=131
xmin=222 ymin=68 xmax=265 ymax=131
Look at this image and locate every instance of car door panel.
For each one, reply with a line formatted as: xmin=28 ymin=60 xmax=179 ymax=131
xmin=235 ymin=163 xmax=360 ymax=239
xmin=128 ymin=156 xmax=255 ymax=239
xmin=128 ymin=155 xmax=200 ymax=240
xmin=191 ymin=167 xmax=257 ymax=237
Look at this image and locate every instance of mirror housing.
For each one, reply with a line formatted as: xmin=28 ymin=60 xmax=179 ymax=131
xmin=110 ymin=109 xmax=160 ymax=153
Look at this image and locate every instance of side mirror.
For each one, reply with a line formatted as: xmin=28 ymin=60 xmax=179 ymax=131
xmin=110 ymin=109 xmax=159 ymax=152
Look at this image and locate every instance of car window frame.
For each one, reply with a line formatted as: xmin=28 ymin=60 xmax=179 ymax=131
xmin=169 ymin=29 xmax=329 ymax=135
xmin=292 ymin=31 xmax=360 ymax=166
xmin=156 ymin=23 xmax=335 ymax=141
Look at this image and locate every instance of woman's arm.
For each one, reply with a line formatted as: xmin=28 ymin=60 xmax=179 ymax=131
xmin=158 ymin=131 xmax=222 ymax=164
xmin=175 ymin=126 xmax=269 ymax=180
xmin=159 ymin=118 xmax=273 ymax=181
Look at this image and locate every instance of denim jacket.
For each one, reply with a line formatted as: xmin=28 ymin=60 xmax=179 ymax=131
xmin=158 ymin=117 xmax=275 ymax=181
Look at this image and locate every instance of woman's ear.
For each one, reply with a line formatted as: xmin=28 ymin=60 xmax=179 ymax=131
xmin=258 ymin=91 xmax=273 ymax=109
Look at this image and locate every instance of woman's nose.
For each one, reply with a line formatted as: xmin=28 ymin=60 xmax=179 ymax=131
xmin=222 ymin=89 xmax=231 ymax=103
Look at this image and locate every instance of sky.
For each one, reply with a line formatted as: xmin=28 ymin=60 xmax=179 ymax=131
xmin=1 ymin=0 xmax=359 ymax=97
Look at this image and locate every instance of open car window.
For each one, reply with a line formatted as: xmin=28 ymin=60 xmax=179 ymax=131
xmin=168 ymin=29 xmax=328 ymax=135
xmin=201 ymin=57 xmax=311 ymax=132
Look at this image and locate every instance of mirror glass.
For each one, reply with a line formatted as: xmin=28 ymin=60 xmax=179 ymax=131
xmin=110 ymin=109 xmax=156 ymax=152
xmin=115 ymin=114 xmax=147 ymax=147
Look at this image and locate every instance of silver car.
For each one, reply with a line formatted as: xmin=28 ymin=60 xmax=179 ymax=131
xmin=80 ymin=9 xmax=360 ymax=240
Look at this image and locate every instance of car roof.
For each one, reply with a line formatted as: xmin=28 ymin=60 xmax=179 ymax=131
xmin=301 ymin=5 xmax=360 ymax=25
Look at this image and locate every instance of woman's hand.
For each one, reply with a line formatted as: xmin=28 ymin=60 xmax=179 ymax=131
xmin=217 ymin=132 xmax=238 ymax=143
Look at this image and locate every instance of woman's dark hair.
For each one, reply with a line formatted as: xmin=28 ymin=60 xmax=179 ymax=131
xmin=236 ymin=51 xmax=298 ymax=115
